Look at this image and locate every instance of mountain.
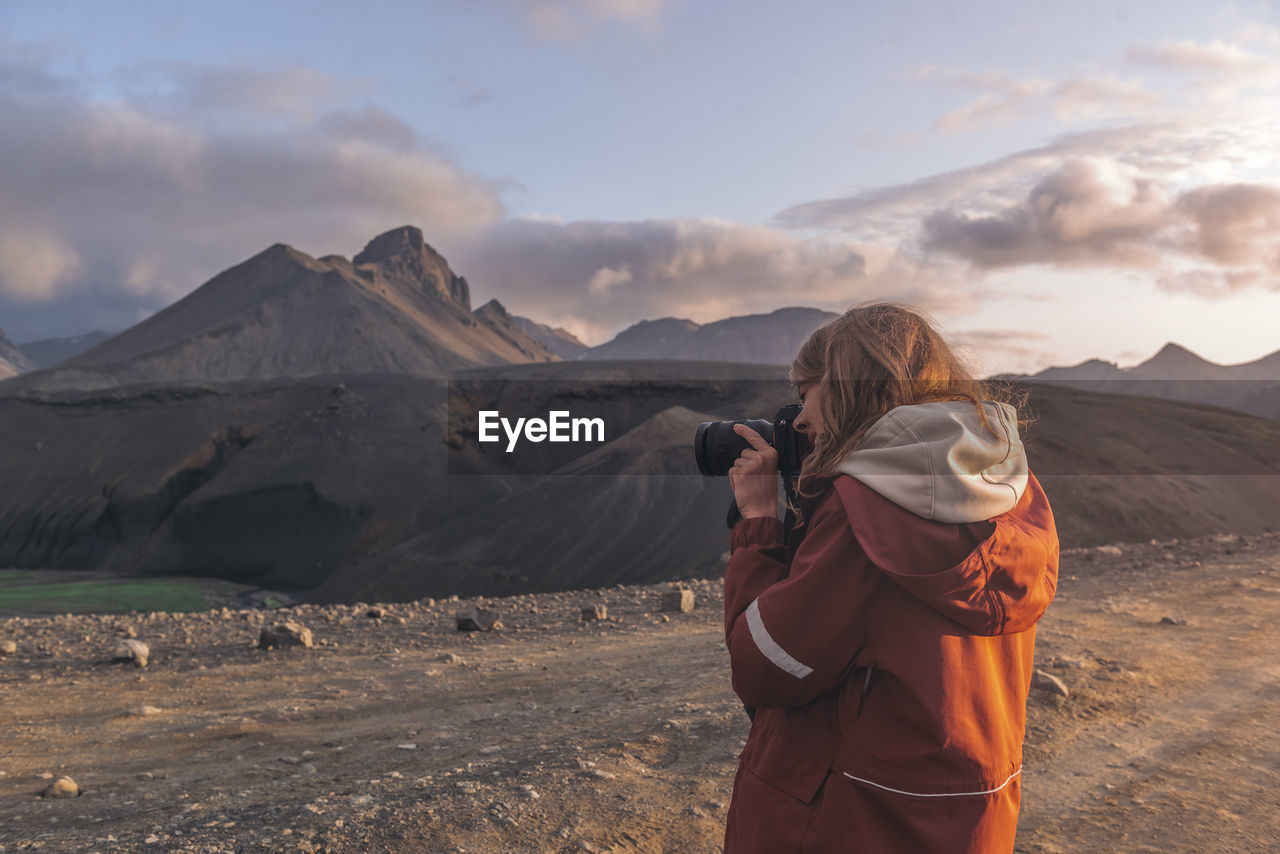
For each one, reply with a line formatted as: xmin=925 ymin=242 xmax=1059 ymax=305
xmin=1025 ymin=343 xmax=1280 ymax=419
xmin=15 ymin=331 xmax=113 ymax=369
xmin=585 ymin=307 xmax=839 ymax=364
xmin=511 ymin=315 xmax=588 ymax=359
xmin=0 ymin=227 xmax=558 ymax=394
xmin=0 ymin=329 xmax=34 ymax=379
xmin=4 ymin=357 xmax=1280 ymax=598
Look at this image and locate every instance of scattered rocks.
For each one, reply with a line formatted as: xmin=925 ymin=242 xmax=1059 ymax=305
xmin=1 ymin=639 xmax=16 ymax=655
xmin=456 ymin=608 xmax=502 ymax=632
xmin=1032 ymin=669 xmax=1070 ymax=699
xmin=581 ymin=604 xmax=608 ymax=622
xmin=660 ymin=589 xmax=695 ymax=613
xmin=258 ymin=622 xmax=314 ymax=649
xmin=112 ymin=639 xmax=150 ymax=668
xmin=39 ymin=776 xmax=79 ymax=798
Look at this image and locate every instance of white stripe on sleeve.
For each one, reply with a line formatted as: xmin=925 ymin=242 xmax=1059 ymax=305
xmin=744 ymin=598 xmax=814 ymax=679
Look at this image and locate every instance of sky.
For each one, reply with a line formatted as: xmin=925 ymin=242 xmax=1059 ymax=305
xmin=0 ymin=0 xmax=1277 ymax=374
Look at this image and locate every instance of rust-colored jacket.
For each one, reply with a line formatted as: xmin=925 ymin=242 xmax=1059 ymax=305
xmin=723 ymin=472 xmax=1058 ymax=853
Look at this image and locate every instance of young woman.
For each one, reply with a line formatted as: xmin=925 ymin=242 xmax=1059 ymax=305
xmin=723 ymin=304 xmax=1058 ymax=853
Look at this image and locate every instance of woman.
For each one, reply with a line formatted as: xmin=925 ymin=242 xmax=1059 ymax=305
xmin=722 ymin=304 xmax=1058 ymax=853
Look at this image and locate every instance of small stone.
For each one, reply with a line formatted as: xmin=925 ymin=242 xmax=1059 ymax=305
xmin=145 ymin=834 xmax=160 ymax=844
xmin=1159 ymin=616 xmax=1188 ymax=626
xmin=397 ymin=744 xmax=418 ymax=750
xmin=580 ymin=605 xmax=608 ymax=622
xmin=660 ymin=589 xmax=695 ymax=613
xmin=366 ymin=607 xmax=385 ymax=619
xmin=112 ymin=639 xmax=149 ymax=668
xmin=1095 ymin=545 xmax=1123 ymax=557
xmin=456 ymin=608 xmax=501 ymax=632
xmin=1032 ymin=669 xmax=1070 ymax=699
xmin=0 ymin=640 xmax=16 ymax=655
xmin=258 ymin=622 xmax=313 ymax=649
xmin=132 ymin=705 xmax=164 ymax=717
xmin=438 ymin=652 xmax=463 ymax=664
xmin=40 ymin=776 xmax=79 ymax=798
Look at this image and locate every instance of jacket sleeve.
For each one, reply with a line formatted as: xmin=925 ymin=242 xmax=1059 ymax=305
xmin=723 ymin=490 xmax=879 ymax=709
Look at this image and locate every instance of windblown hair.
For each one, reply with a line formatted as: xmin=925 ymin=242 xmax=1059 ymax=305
xmin=790 ymin=303 xmax=1024 ymax=492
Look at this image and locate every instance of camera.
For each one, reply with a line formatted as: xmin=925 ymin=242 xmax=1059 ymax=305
xmin=694 ymin=403 xmax=810 ymax=478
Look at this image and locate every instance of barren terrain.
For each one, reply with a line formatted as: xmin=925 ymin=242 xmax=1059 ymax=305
xmin=2 ymin=532 xmax=1279 ymax=853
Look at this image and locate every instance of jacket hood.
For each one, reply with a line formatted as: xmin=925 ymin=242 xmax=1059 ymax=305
xmin=835 ymin=400 xmax=1027 ymax=524
xmin=828 ymin=471 xmax=1058 ymax=636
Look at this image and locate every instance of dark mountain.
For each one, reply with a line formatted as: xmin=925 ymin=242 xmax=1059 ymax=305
xmin=511 ymin=315 xmax=589 ymax=360
xmin=0 ymin=227 xmax=557 ymax=394
xmin=1024 ymin=342 xmax=1280 ymax=419
xmin=0 ymin=329 xmax=34 ymax=379
xmin=15 ymin=331 xmax=113 ymax=369
xmin=5 ymin=352 xmax=1280 ymax=601
xmin=585 ymin=307 xmax=838 ymax=364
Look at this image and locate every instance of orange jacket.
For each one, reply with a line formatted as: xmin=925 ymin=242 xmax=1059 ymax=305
xmin=723 ymin=472 xmax=1058 ymax=853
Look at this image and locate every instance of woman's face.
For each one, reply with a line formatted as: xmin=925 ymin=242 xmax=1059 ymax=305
xmin=793 ymin=381 xmax=825 ymax=440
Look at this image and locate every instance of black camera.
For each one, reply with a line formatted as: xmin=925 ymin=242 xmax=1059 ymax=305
xmin=694 ymin=403 xmax=810 ymax=478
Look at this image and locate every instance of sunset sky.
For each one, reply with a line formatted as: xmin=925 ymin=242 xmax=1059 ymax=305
xmin=1 ymin=0 xmax=1277 ymax=373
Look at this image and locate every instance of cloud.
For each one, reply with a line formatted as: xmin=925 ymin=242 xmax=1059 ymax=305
xmin=0 ymin=57 xmax=505 ymax=318
xmin=479 ymin=0 xmax=681 ymax=41
xmin=920 ymin=160 xmax=1280 ymax=295
xmin=912 ymin=67 xmax=1159 ymax=133
xmin=452 ymin=217 xmax=977 ymax=344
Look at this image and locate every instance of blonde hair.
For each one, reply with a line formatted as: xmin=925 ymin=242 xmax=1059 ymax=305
xmin=790 ymin=303 xmax=1023 ymax=493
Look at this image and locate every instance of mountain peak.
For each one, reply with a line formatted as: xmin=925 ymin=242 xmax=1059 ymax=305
xmin=477 ymin=299 xmax=509 ymax=318
xmin=353 ymin=226 xmax=471 ymax=309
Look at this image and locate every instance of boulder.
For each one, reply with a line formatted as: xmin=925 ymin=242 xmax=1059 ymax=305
xmin=258 ymin=622 xmax=314 ymax=649
xmin=40 ymin=776 xmax=79 ymax=798
xmin=1032 ymin=669 xmax=1070 ymax=699
xmin=580 ymin=605 xmax=608 ymax=622
xmin=660 ymin=590 xmax=695 ymax=613
xmin=456 ymin=608 xmax=501 ymax=632
xmin=112 ymin=639 xmax=150 ymax=668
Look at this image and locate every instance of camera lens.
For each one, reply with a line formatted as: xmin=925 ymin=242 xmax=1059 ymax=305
xmin=694 ymin=419 xmax=774 ymax=477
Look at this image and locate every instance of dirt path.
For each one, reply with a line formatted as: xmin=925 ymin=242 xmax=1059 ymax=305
xmin=2 ymin=534 xmax=1279 ymax=853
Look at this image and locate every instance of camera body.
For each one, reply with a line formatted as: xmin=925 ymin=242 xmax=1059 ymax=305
xmin=694 ymin=403 xmax=810 ymax=478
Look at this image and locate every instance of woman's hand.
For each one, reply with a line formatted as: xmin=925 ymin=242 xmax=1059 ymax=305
xmin=728 ymin=424 xmax=779 ymax=519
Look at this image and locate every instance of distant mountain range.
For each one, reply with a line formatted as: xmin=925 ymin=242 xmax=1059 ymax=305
xmin=1020 ymin=342 xmax=1280 ymax=419
xmin=0 ymin=226 xmax=557 ymax=394
xmin=14 ymin=331 xmax=113 ymax=370
xmin=580 ymin=307 xmax=839 ymax=364
xmin=0 ymin=329 xmax=34 ymax=379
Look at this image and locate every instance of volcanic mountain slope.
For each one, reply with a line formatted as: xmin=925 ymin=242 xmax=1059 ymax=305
xmin=4 ymin=355 xmax=1280 ymax=598
xmin=585 ymin=307 xmax=838 ymax=363
xmin=1027 ymin=342 xmax=1280 ymax=418
xmin=511 ymin=315 xmax=589 ymax=359
xmin=14 ymin=330 xmax=113 ymax=369
xmin=315 ymin=377 xmax=1280 ymax=604
xmin=0 ymin=227 xmax=557 ymax=394
xmin=0 ymin=329 xmax=34 ymax=379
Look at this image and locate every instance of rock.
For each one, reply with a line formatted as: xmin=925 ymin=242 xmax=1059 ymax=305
xmin=40 ymin=776 xmax=79 ymax=798
xmin=581 ymin=604 xmax=608 ymax=622
xmin=112 ymin=639 xmax=149 ymax=668
xmin=1 ymin=639 xmax=16 ymax=655
xmin=258 ymin=622 xmax=314 ymax=649
xmin=456 ymin=608 xmax=501 ymax=632
xmin=660 ymin=589 xmax=695 ymax=613
xmin=1032 ymin=669 xmax=1070 ymax=699
xmin=1159 ymin=616 xmax=1189 ymax=626
xmin=437 ymin=652 xmax=463 ymax=664
xmin=1095 ymin=545 xmax=1123 ymax=557
xmin=366 ymin=607 xmax=385 ymax=619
